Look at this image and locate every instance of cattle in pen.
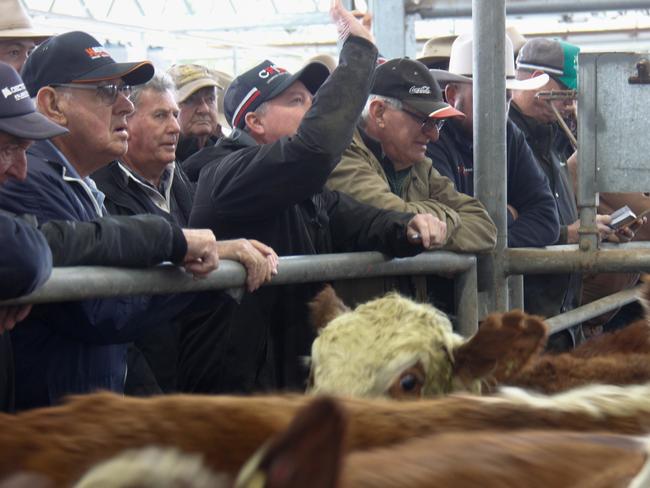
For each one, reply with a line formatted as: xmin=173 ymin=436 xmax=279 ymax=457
xmin=308 ymin=284 xmax=650 ymax=398
xmin=2 ymin=383 xmax=650 ymax=486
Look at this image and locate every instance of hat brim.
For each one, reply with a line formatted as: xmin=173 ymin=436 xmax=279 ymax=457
xmin=72 ymin=61 xmax=155 ymax=86
xmin=176 ymin=78 xmax=219 ymax=103
xmin=0 ymin=111 xmax=68 ymax=139
xmin=430 ymin=69 xmax=549 ymax=91
xmin=403 ymin=100 xmax=465 ymax=120
xmin=266 ymin=61 xmax=330 ymax=101
xmin=0 ymin=28 xmax=51 ymax=41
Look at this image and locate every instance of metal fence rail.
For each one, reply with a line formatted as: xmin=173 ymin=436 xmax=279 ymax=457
xmin=0 ymin=251 xmax=480 ymax=336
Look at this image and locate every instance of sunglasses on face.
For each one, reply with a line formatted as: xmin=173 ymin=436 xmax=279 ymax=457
xmin=51 ymin=83 xmax=132 ymax=105
xmin=401 ymin=107 xmax=445 ymax=133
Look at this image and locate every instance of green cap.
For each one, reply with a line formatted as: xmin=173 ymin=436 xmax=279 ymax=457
xmin=557 ymin=40 xmax=579 ymax=90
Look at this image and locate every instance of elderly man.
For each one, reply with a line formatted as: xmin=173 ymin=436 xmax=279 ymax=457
xmin=92 ymin=74 xmax=277 ymax=394
xmin=188 ymin=1 xmax=446 ymax=392
xmin=328 ymin=57 xmax=497 ymax=253
xmin=168 ymin=63 xmax=225 ymax=165
xmin=0 ymin=0 xmax=50 ymax=72
xmin=0 ymin=32 xmax=222 ymax=409
xmin=427 ymin=34 xmax=559 ymax=249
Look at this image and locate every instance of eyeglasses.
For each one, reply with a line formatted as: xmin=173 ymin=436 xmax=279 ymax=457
xmin=401 ymin=107 xmax=445 ymax=133
xmin=51 ymin=83 xmax=132 ymax=105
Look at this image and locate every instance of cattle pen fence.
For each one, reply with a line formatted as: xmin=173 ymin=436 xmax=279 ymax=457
xmin=4 ymin=0 xmax=650 ymax=338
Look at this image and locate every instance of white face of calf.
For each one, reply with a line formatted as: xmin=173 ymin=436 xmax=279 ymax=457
xmin=308 ymin=293 xmax=470 ymax=399
xmin=308 ymin=290 xmax=548 ymax=400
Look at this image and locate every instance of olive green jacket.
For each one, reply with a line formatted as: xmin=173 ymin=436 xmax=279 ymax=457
xmin=327 ymin=130 xmax=497 ymax=253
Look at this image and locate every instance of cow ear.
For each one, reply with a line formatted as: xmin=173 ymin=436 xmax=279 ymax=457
xmin=234 ymin=396 xmax=345 ymax=488
xmin=451 ymin=310 xmax=548 ymax=389
xmin=308 ymin=285 xmax=350 ymax=331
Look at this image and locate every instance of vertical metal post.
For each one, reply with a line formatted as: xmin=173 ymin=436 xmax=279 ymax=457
xmin=455 ymin=259 xmax=479 ymax=337
xmin=473 ymin=0 xmax=509 ymax=313
xmin=368 ymin=0 xmax=407 ymax=58
xmin=577 ymin=53 xmax=600 ymax=252
xmin=508 ymin=274 xmax=524 ymax=310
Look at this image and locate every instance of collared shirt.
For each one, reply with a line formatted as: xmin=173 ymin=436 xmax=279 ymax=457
xmin=45 ymin=140 xmax=106 ymax=217
xmin=116 ymin=161 xmax=176 ymax=214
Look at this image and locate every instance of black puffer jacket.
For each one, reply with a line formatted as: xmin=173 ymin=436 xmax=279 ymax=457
xmin=186 ymin=36 xmax=423 ymax=391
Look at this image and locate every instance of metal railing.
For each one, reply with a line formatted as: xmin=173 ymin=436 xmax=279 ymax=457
xmin=0 ymin=251 xmax=480 ymax=337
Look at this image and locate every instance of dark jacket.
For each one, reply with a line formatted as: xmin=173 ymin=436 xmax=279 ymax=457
xmin=509 ymin=103 xmax=582 ymax=343
xmin=188 ymin=36 xmax=422 ymax=391
xmin=91 ymin=160 xmax=200 ymax=394
xmin=0 ymin=211 xmax=52 ymax=412
xmin=92 ymin=160 xmax=194 ymax=226
xmin=177 ymin=134 xmax=219 ymax=171
xmin=427 ymin=119 xmax=559 ymax=248
xmin=182 ymin=137 xmax=228 ymax=183
xmin=0 ymin=140 xmax=191 ymax=410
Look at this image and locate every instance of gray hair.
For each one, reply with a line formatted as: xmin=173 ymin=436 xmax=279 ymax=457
xmin=359 ymin=94 xmax=402 ymax=127
xmin=129 ymin=73 xmax=176 ymax=110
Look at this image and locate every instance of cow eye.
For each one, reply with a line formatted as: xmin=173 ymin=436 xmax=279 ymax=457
xmin=400 ymin=374 xmax=418 ymax=392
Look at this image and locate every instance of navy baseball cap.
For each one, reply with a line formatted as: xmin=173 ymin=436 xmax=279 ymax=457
xmin=0 ymin=62 xmax=68 ymax=139
xmin=21 ymin=31 xmax=154 ymax=97
xmin=224 ymin=60 xmax=330 ymax=130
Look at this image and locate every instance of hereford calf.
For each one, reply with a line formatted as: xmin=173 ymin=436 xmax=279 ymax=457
xmin=2 ymin=384 xmax=650 ymax=486
xmin=308 ymin=285 xmax=650 ymax=398
xmin=238 ymin=396 xmax=650 ymax=488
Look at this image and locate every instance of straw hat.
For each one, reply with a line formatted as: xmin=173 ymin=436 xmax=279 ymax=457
xmin=0 ymin=0 xmax=51 ymax=40
xmin=506 ymin=25 xmax=527 ymax=57
xmin=417 ymin=34 xmax=456 ymax=68
xmin=305 ymin=53 xmax=338 ymax=74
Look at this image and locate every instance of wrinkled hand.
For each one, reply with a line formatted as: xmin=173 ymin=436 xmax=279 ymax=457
xmin=566 ymin=215 xmax=613 ymax=244
xmin=217 ymin=239 xmax=278 ymax=292
xmin=181 ymin=229 xmax=220 ymax=279
xmin=0 ymin=305 xmax=32 ymax=334
xmin=406 ymin=214 xmax=447 ymax=249
xmin=330 ymin=0 xmax=374 ymax=44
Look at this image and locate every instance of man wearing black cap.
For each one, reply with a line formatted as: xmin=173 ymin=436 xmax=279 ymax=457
xmin=0 ymin=33 xmax=221 ymax=409
xmin=325 ymin=57 xmax=496 ymax=307
xmin=328 ymin=58 xmax=496 ymax=254
xmin=186 ymin=1 xmax=444 ymax=393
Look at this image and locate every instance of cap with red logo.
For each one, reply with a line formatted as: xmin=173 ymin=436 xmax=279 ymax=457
xmin=21 ymin=31 xmax=154 ymax=97
xmin=224 ymin=59 xmax=330 ymax=130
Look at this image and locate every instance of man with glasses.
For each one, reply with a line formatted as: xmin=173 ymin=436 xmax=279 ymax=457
xmin=328 ymin=58 xmax=496 ymax=255
xmin=0 ymin=32 xmax=222 ymax=409
xmin=168 ymin=64 xmax=224 ymax=164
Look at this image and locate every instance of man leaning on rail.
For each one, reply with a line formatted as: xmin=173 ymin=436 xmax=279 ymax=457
xmin=92 ymin=74 xmax=277 ymax=395
xmin=0 ymin=34 xmax=226 ymax=410
xmin=186 ymin=0 xmax=449 ymax=393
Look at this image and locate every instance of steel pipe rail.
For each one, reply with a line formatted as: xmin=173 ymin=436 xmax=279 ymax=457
xmin=0 ymin=251 xmax=476 ymax=305
xmin=413 ymin=0 xmax=650 ymax=17
xmin=507 ymin=244 xmax=650 ymax=274
xmin=545 ymin=285 xmax=642 ymax=334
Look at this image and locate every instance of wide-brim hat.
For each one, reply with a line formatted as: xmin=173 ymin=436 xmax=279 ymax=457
xmin=417 ymin=35 xmax=456 ymax=68
xmin=0 ymin=61 xmax=67 ymax=139
xmin=430 ymin=33 xmax=549 ymax=91
xmin=0 ymin=0 xmax=51 ymax=41
xmin=22 ymin=31 xmax=154 ymax=96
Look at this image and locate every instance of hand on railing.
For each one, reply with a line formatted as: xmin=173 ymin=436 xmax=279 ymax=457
xmin=407 ymin=214 xmax=447 ymax=250
xmin=216 ymin=239 xmax=278 ymax=292
xmin=181 ymin=229 xmax=220 ymax=279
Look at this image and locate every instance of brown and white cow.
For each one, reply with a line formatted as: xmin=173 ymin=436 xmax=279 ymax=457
xmin=308 ymin=284 xmax=650 ymax=398
xmin=2 ymin=383 xmax=650 ymax=486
